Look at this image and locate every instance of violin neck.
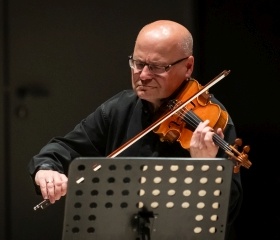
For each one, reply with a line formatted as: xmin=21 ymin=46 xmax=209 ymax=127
xmin=212 ymin=133 xmax=230 ymax=152
xmin=182 ymin=110 xmax=230 ymax=152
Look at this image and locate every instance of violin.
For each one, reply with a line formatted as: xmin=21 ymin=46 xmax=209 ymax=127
xmin=108 ymin=70 xmax=252 ymax=173
xmin=154 ymin=78 xmax=228 ymax=149
xmin=154 ymin=78 xmax=251 ymax=173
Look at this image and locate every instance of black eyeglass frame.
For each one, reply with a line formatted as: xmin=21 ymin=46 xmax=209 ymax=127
xmin=128 ymin=55 xmax=189 ymax=74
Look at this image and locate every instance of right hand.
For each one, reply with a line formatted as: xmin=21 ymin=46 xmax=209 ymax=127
xmin=35 ymin=170 xmax=68 ymax=203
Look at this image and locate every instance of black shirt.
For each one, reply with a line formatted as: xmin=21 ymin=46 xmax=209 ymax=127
xmin=27 ymin=88 xmax=242 ymax=238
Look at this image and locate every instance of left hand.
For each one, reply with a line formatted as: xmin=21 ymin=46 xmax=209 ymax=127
xmin=35 ymin=170 xmax=68 ymax=204
xmin=189 ymin=119 xmax=224 ymax=158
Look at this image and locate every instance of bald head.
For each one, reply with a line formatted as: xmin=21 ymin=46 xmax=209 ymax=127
xmin=131 ymin=20 xmax=195 ymax=108
xmin=134 ymin=20 xmax=193 ymax=58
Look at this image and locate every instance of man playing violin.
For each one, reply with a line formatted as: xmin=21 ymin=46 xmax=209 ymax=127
xmin=28 ymin=20 xmax=242 ymax=239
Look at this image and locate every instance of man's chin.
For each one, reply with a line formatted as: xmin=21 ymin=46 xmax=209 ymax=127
xmin=137 ymin=91 xmax=148 ymax=98
xmin=136 ymin=91 xmax=152 ymax=100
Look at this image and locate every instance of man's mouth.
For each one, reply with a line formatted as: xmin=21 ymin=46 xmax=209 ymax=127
xmin=136 ymin=84 xmax=156 ymax=89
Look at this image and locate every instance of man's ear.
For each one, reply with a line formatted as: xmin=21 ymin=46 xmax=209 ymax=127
xmin=185 ymin=55 xmax=194 ymax=76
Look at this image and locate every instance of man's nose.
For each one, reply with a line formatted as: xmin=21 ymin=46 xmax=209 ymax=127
xmin=139 ymin=65 xmax=153 ymax=78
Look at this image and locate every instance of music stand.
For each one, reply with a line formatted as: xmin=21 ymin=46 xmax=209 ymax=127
xmin=62 ymin=157 xmax=233 ymax=240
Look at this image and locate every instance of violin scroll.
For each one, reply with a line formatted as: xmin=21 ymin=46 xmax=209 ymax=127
xmin=226 ymin=138 xmax=252 ymax=173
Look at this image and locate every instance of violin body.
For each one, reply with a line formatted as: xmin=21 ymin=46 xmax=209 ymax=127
xmin=154 ymin=79 xmax=229 ymax=150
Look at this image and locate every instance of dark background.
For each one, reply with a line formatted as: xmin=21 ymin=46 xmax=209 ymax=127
xmin=199 ymin=1 xmax=280 ymax=240
xmin=0 ymin=0 xmax=279 ymax=239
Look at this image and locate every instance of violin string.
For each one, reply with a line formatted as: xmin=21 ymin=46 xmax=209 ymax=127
xmin=172 ymin=100 xmax=231 ymax=152
xmin=179 ymin=109 xmax=231 ymax=151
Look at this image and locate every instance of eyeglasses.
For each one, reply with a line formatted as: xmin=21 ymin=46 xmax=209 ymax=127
xmin=128 ymin=55 xmax=189 ymax=74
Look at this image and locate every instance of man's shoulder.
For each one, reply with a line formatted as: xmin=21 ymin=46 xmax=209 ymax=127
xmin=101 ymin=90 xmax=139 ymax=112
xmin=209 ymin=94 xmax=226 ymax=110
xmin=105 ymin=89 xmax=137 ymax=104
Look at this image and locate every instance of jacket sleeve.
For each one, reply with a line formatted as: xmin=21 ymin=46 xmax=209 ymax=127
xmin=27 ymin=104 xmax=108 ymax=182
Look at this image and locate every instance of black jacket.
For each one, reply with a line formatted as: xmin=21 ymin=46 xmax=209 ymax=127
xmin=28 ymin=88 xmax=242 ymax=239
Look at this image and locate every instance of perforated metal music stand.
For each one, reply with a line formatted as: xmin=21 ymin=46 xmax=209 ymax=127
xmin=61 ymin=157 xmax=233 ymax=240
